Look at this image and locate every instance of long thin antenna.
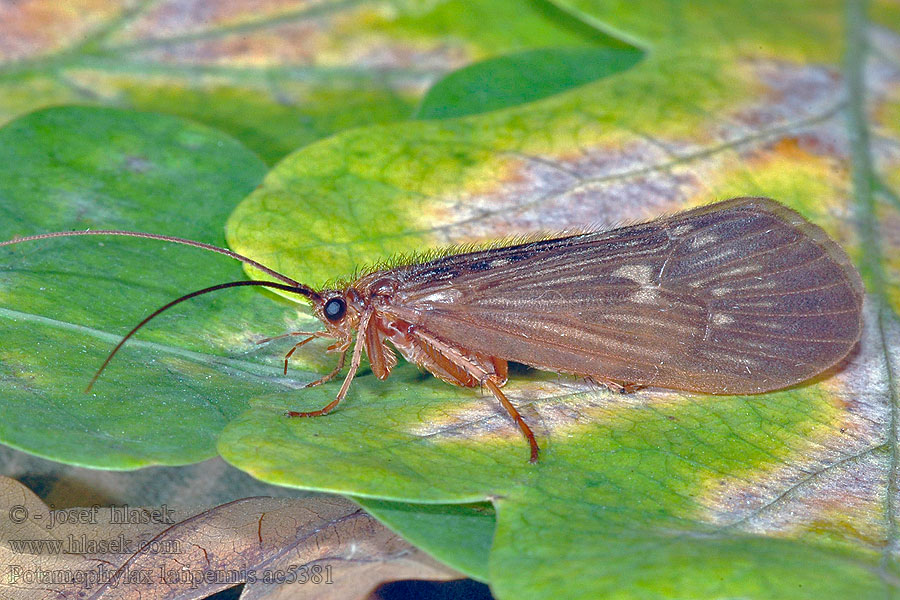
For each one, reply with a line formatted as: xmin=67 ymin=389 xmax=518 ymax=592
xmin=0 ymin=229 xmax=314 ymax=293
xmin=86 ymin=280 xmax=313 ymax=391
xmin=0 ymin=229 xmax=327 ymax=389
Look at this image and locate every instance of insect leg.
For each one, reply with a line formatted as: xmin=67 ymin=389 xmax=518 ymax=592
xmin=263 ymin=330 xmax=333 ymax=375
xmin=303 ymin=350 xmax=347 ymax=388
xmin=483 ymin=378 xmax=539 ymax=463
xmin=255 ymin=331 xmax=319 ymax=345
xmin=286 ymin=309 xmax=372 ymax=418
xmin=406 ymin=326 xmax=540 ymax=462
xmin=589 ymin=376 xmax=644 ymax=394
xmin=282 ymin=336 xmax=317 ymax=375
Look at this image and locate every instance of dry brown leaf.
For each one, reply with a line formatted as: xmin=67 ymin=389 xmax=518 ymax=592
xmin=0 ymin=477 xmax=460 ymax=599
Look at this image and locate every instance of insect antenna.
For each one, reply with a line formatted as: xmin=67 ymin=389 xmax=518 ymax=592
xmin=0 ymin=229 xmax=313 ymax=290
xmin=0 ymin=229 xmax=325 ymax=390
xmin=86 ymin=279 xmax=316 ymax=392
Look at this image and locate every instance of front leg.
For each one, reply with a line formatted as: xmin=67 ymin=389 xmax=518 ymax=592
xmin=286 ymin=309 xmax=373 ymax=419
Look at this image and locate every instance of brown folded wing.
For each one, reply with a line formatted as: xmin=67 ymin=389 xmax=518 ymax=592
xmin=387 ymin=198 xmax=864 ymax=394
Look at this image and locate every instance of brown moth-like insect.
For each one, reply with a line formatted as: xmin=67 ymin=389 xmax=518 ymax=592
xmin=0 ymin=197 xmax=864 ymax=462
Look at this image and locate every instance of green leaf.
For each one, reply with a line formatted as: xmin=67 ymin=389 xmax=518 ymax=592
xmin=416 ymin=47 xmax=643 ymax=119
xmin=220 ymin=1 xmax=900 ymax=598
xmin=355 ymin=498 xmax=495 ymax=582
xmin=0 ymin=105 xmax=300 ymax=468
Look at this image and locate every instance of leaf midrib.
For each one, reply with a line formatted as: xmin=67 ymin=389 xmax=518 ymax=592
xmin=0 ymin=306 xmax=309 ymax=385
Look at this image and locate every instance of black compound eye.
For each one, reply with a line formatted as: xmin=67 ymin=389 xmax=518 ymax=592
xmin=323 ymin=297 xmax=346 ymax=321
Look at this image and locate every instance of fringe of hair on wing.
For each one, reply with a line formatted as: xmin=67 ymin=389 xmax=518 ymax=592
xmin=285 ymin=197 xmax=848 ymax=294
xmin=318 ymin=228 xmax=596 ymax=290
xmin=264 ymin=200 xmax=745 ymax=292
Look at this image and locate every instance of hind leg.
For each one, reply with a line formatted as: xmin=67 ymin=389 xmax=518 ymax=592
xmin=589 ymin=376 xmax=644 ymax=394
